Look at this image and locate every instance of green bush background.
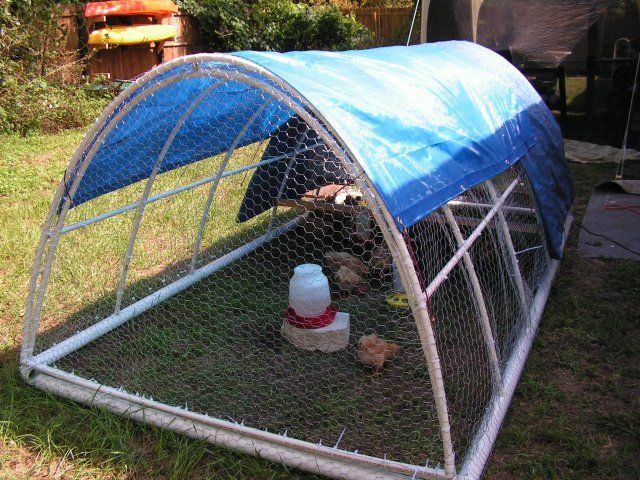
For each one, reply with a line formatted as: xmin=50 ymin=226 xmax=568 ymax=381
xmin=177 ymin=0 xmax=372 ymax=52
xmin=0 ymin=0 xmax=372 ymax=135
xmin=0 ymin=1 xmax=113 ymax=135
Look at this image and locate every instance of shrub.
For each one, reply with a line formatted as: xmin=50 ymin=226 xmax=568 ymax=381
xmin=0 ymin=0 xmax=112 ymax=134
xmin=256 ymin=0 xmax=373 ymax=51
xmin=177 ymin=0 xmax=372 ymax=53
xmin=0 ymin=77 xmax=112 ymax=135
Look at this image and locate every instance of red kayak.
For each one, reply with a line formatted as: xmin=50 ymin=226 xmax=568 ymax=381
xmin=85 ymin=0 xmax=178 ymax=18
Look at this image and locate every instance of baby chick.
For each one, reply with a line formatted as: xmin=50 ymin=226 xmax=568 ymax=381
xmin=324 ymin=251 xmax=370 ymax=277
xmin=358 ymin=334 xmax=400 ymax=373
xmin=335 ymin=265 xmax=368 ymax=295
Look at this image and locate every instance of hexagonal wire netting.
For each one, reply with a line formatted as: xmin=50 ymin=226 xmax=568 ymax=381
xmin=21 ymin=56 xmax=555 ymax=480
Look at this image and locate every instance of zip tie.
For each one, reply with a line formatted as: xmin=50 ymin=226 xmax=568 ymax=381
xmin=333 ymin=428 xmax=346 ymax=449
xmin=515 ymin=245 xmax=543 ymax=255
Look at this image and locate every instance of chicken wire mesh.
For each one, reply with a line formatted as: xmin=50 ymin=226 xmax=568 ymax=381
xmin=22 ymin=60 xmax=554 ymax=479
xmin=406 ymin=165 xmax=549 ymax=465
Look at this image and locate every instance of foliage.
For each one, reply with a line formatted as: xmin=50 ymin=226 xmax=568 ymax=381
xmin=1 ymin=0 xmax=64 ymax=80
xmin=0 ymin=77 xmax=111 ymax=135
xmin=310 ymin=0 xmax=414 ymax=9
xmin=0 ymin=0 xmax=112 ymax=134
xmin=176 ymin=0 xmax=372 ymax=52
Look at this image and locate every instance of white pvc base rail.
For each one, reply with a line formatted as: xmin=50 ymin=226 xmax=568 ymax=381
xmin=31 ymin=364 xmax=447 ymax=480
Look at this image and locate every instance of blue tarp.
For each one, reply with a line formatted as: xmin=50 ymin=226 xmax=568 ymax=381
xmin=65 ymin=41 xmax=573 ymax=258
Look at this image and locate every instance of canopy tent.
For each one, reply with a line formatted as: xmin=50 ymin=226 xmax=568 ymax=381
xmin=64 ymin=41 xmax=573 ymax=258
xmin=422 ymin=0 xmax=640 ymax=65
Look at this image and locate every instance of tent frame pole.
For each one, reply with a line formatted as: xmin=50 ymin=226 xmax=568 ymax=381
xmin=486 ymin=180 xmax=530 ymax=314
xmin=190 ymin=99 xmax=274 ymax=272
xmin=114 ymin=81 xmax=226 ymax=313
xmin=426 ymin=179 xmax=520 ymax=297
xmin=442 ymin=204 xmax=503 ymax=394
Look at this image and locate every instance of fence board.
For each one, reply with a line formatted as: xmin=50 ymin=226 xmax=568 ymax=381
xmin=161 ymin=12 xmax=206 ymax=62
xmin=57 ymin=6 xmax=84 ymax=83
xmin=347 ymin=7 xmax=415 ymax=46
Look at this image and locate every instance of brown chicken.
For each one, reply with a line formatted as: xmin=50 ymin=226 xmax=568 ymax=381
xmin=324 ymin=251 xmax=369 ymax=277
xmin=358 ymin=334 xmax=400 ymax=373
xmin=335 ymin=265 xmax=368 ymax=294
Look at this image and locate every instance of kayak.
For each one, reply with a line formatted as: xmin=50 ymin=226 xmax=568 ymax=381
xmin=85 ymin=0 xmax=178 ymax=18
xmin=88 ymin=24 xmax=177 ymax=45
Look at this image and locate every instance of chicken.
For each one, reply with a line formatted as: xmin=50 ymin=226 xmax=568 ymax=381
xmin=324 ymin=251 xmax=369 ymax=277
xmin=358 ymin=334 xmax=400 ymax=373
xmin=335 ymin=265 xmax=368 ymax=295
xmin=333 ymin=186 xmax=363 ymax=206
xmin=369 ymin=244 xmax=392 ymax=275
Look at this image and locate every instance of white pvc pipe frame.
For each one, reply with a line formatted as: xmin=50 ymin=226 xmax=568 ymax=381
xmin=20 ymin=53 xmax=568 ymax=480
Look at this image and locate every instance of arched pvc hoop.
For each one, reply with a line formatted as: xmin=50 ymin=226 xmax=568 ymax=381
xmin=21 ymin=54 xmax=455 ymax=480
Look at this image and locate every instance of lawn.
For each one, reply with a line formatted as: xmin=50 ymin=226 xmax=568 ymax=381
xmin=1 ymin=129 xmax=639 ymax=479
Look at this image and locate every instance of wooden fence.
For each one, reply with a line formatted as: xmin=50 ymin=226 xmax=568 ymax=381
xmin=59 ymin=5 xmax=205 ymax=80
xmin=349 ymin=7 xmax=415 ymax=46
xmin=59 ymin=5 xmax=414 ymax=81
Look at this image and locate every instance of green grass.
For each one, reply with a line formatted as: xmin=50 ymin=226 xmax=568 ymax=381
xmin=1 ymin=129 xmax=639 ymax=479
xmin=0 ymin=130 xmax=84 ymax=354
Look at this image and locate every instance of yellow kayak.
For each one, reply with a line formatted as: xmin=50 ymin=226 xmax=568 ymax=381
xmin=88 ymin=24 xmax=177 ymax=46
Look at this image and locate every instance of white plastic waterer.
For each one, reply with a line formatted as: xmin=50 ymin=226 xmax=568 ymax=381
xmin=289 ymin=263 xmax=331 ymax=317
